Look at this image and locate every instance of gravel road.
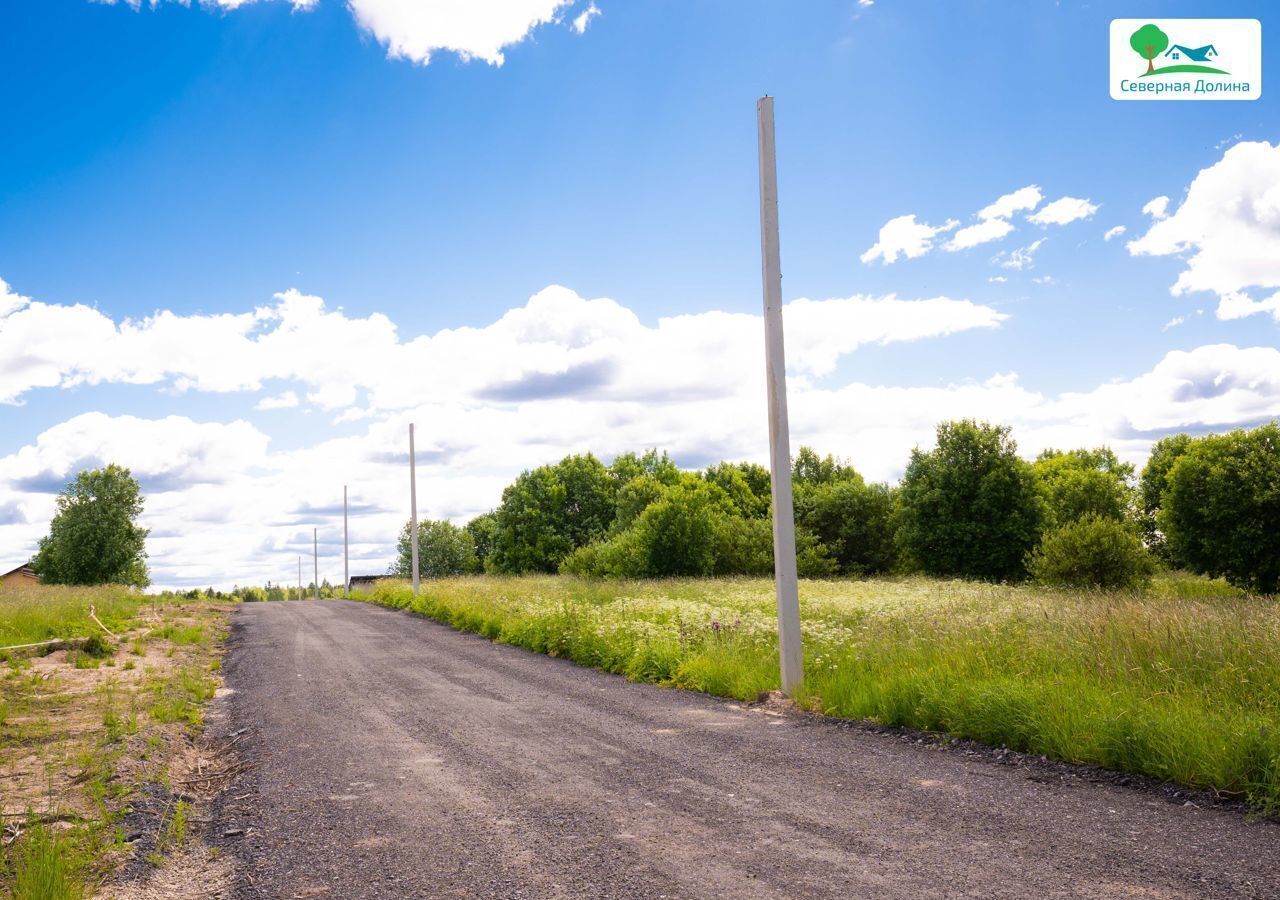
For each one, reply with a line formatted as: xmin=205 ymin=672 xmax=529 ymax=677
xmin=209 ymin=599 xmax=1279 ymax=899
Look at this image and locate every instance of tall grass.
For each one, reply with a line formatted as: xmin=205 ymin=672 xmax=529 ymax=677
xmin=355 ymin=574 xmax=1280 ymax=813
xmin=0 ymin=584 xmax=149 ymax=649
xmin=2 ymin=821 xmax=87 ymax=900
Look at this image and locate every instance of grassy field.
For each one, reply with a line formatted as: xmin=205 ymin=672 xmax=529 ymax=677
xmin=0 ymin=584 xmax=232 ymax=899
xmin=355 ymin=574 xmax=1280 ymax=814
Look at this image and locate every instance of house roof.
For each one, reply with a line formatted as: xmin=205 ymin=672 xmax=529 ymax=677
xmin=1 ymin=563 xmax=39 ymax=579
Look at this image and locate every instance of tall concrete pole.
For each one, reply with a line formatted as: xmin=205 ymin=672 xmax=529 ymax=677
xmin=409 ymin=423 xmax=420 ymax=596
xmin=757 ymin=96 xmax=803 ymax=696
xmin=343 ymin=485 xmax=349 ymax=598
xmin=313 ymin=527 xmax=319 ymax=601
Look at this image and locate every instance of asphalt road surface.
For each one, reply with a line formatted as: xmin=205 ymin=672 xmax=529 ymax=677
xmin=209 ymin=600 xmax=1280 ymax=899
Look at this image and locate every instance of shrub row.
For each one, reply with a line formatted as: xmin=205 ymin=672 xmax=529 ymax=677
xmin=390 ymin=421 xmax=1279 ymax=593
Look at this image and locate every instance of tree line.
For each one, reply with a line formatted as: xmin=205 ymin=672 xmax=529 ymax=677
xmin=395 ymin=419 xmax=1280 ymax=594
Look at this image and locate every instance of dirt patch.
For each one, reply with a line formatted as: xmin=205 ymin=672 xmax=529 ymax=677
xmin=0 ymin=601 xmax=237 ymax=895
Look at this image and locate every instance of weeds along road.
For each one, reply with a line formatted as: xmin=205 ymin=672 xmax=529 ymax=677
xmin=210 ymin=600 xmax=1279 ymax=899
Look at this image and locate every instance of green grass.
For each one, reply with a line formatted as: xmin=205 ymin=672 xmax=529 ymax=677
xmin=355 ymin=573 xmax=1280 ymax=813
xmin=1143 ymin=64 xmax=1229 ymax=76
xmin=0 ymin=584 xmax=147 ymax=649
xmin=2 ymin=821 xmax=88 ymax=900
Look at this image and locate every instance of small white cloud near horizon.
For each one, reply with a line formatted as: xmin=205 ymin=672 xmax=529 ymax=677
xmin=1104 ymin=225 xmax=1126 ymax=241
xmin=255 ymin=391 xmax=300 ymax=411
xmin=1028 ymin=196 xmax=1098 ymax=227
xmin=1142 ymin=195 xmax=1171 ymax=220
xmin=977 ymin=185 xmax=1042 ymax=221
xmin=1163 ymin=316 xmax=1185 ymax=331
xmin=946 ymin=217 xmax=1015 ymax=251
xmin=860 ymin=214 xmax=959 ymax=264
xmin=571 ymin=2 xmax=599 ymax=33
xmin=997 ymin=238 xmax=1045 ymax=270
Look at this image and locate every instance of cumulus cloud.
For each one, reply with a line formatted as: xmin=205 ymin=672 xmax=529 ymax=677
xmin=100 ymin=0 xmax=584 ymax=66
xmin=1028 ymin=196 xmax=1098 ymax=226
xmin=860 ymin=215 xmax=958 ymax=264
xmin=946 ymin=218 xmax=1015 ymax=251
xmin=0 ymin=279 xmax=1003 ymax=411
xmin=1142 ymin=196 xmax=1171 ymax=220
xmin=977 ymin=185 xmax=1042 ymax=221
xmin=1104 ymin=225 xmax=1126 ymax=241
xmin=1127 ymin=142 xmax=1280 ymax=322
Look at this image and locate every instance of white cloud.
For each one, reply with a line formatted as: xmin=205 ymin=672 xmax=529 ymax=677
xmin=3 ymin=288 xmax=1276 ymax=588
xmin=0 ymin=279 xmax=1003 ymax=410
xmin=996 ymin=238 xmax=1044 ymax=270
xmin=946 ymin=217 xmax=1015 ymax=251
xmin=1032 ymin=275 xmax=1054 ymax=285
xmin=1028 ymin=196 xmax=1098 ymax=226
xmin=571 ymin=2 xmax=599 ymax=33
xmin=860 ymin=214 xmax=958 ymax=264
xmin=255 ymin=391 xmax=300 ymax=411
xmin=1162 ymin=316 xmax=1185 ymax=331
xmin=1142 ymin=195 xmax=1171 ymax=220
xmin=977 ymin=185 xmax=1042 ymax=221
xmin=988 ymin=276 xmax=1007 ymax=284
xmin=1104 ymin=225 xmax=1126 ymax=241
xmin=100 ymin=0 xmax=579 ymax=66
xmin=1127 ymin=142 xmax=1280 ymax=321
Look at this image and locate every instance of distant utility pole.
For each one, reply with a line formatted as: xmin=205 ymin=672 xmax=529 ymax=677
xmin=756 ymin=96 xmax=803 ymax=697
xmin=409 ymin=422 xmax=420 ymax=596
xmin=313 ymin=527 xmax=319 ymax=601
xmin=343 ymin=484 xmax=349 ymax=598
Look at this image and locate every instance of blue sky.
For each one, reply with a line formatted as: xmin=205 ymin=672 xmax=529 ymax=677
xmin=1 ymin=0 xmax=1277 ymax=587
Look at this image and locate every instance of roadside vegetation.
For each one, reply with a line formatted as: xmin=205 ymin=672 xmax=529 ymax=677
xmin=365 ymin=419 xmax=1280 ymax=813
xmin=398 ymin=420 xmax=1280 ymax=597
xmin=355 ymin=573 xmax=1280 ymax=813
xmin=0 ymin=583 xmax=232 ymax=899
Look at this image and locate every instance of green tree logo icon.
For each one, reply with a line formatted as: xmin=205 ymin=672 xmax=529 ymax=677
xmin=1130 ymin=24 xmax=1169 ymax=75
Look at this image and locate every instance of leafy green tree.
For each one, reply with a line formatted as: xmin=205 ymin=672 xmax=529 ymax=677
xmin=608 ymin=449 xmax=681 ymax=486
xmin=792 ymin=447 xmax=859 ymax=489
xmin=897 ymin=420 xmax=1046 ymax=581
xmin=489 ymin=454 xmax=616 ymax=573
xmin=32 ymin=464 xmax=150 ymax=587
xmin=702 ymin=462 xmax=771 ymax=519
xmin=1130 ymin=24 xmax=1169 ymax=74
xmin=1033 ymin=447 xmax=1135 ymax=528
xmin=1158 ymin=424 xmax=1280 ymax=594
xmin=1028 ymin=516 xmax=1155 ymax=590
xmin=392 ymin=519 xmax=480 ymax=578
xmin=1138 ymin=433 xmax=1193 ymax=561
xmin=464 ymin=512 xmax=500 ymax=571
xmin=795 ymin=479 xmax=899 ymax=576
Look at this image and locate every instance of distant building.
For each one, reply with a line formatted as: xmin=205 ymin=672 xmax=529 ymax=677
xmin=1 ymin=564 xmax=41 ymax=588
xmin=347 ymin=574 xmax=387 ymax=592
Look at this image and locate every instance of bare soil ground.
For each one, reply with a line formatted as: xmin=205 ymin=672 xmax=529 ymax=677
xmin=0 ymin=601 xmax=234 ymax=896
xmin=209 ymin=599 xmax=1280 ymax=899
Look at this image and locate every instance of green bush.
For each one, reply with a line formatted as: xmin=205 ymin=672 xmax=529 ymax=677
xmin=1138 ymin=433 xmax=1193 ymax=562
xmin=392 ymin=519 xmax=480 ymax=578
xmin=1028 ymin=516 xmax=1155 ymax=590
xmin=1159 ymin=423 xmax=1280 ymax=594
xmin=1033 ymin=447 xmax=1134 ymax=528
xmin=795 ymin=479 xmax=898 ymax=576
xmin=489 ymin=454 xmax=616 ymax=573
xmin=897 ymin=420 xmax=1046 ymax=581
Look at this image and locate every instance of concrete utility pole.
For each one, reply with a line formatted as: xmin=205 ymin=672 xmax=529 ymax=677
xmin=756 ymin=96 xmax=803 ymax=696
xmin=343 ymin=485 xmax=349 ymax=598
xmin=313 ymin=528 xmax=319 ymax=601
xmin=409 ymin=423 xmax=420 ymax=596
